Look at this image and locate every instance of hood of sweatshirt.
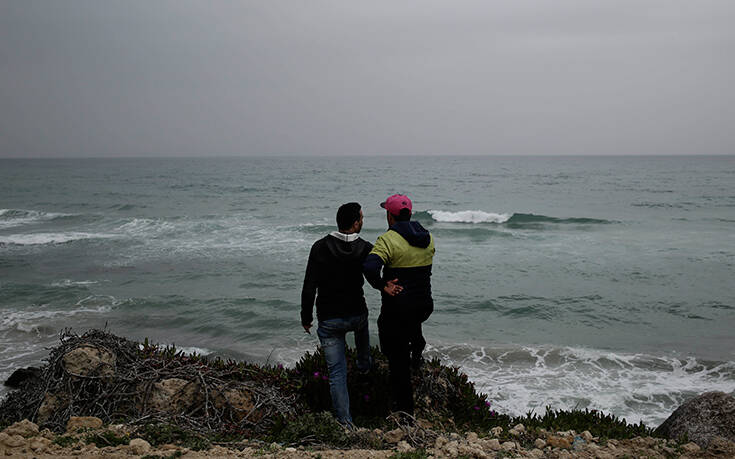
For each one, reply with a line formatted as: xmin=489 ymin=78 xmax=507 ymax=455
xmin=324 ymin=234 xmax=368 ymax=261
xmin=389 ymin=221 xmax=431 ymax=248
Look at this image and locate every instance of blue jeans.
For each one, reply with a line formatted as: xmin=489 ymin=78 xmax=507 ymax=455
xmin=317 ymin=312 xmax=371 ymax=424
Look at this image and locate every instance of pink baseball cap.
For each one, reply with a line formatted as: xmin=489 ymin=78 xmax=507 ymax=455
xmin=380 ymin=194 xmax=412 ymax=216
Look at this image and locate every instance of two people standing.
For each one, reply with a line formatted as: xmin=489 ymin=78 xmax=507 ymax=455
xmin=300 ymin=195 xmax=435 ymax=426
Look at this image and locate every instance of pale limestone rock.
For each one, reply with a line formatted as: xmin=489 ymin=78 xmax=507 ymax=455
xmin=2 ymin=419 xmax=39 ymax=438
xmin=528 ymin=448 xmax=544 ymax=458
xmin=534 ymin=438 xmax=546 ymax=449
xmin=434 ymin=436 xmax=448 ymax=449
xmin=466 ymin=431 xmax=479 ymax=444
xmin=546 ymin=435 xmax=572 ymax=449
xmin=485 ymin=438 xmax=501 ymax=451
xmin=490 ymin=426 xmax=503 ymax=437
xmin=38 ymin=392 xmax=66 ymax=424
xmin=129 ymin=438 xmax=151 ymax=455
xmin=501 ymin=441 xmax=515 ymax=451
xmin=681 ymin=442 xmax=701 ymax=453
xmin=146 ymin=378 xmax=200 ymax=413
xmin=66 ymin=416 xmax=103 ymax=431
xmin=581 ymin=430 xmax=594 ymax=442
xmin=383 ymin=428 xmax=404 ymax=443
xmin=29 ymin=437 xmax=52 ymax=452
xmin=397 ymin=440 xmax=413 ymax=452
xmin=40 ymin=428 xmax=55 ymax=440
xmin=558 ymin=450 xmax=572 ymax=459
xmin=63 ymin=345 xmax=115 ymax=376
xmin=1 ymin=433 xmax=26 ymax=448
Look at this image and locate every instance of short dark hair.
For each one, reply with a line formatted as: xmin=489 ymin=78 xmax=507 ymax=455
xmin=392 ymin=208 xmax=411 ymax=221
xmin=337 ymin=202 xmax=361 ymax=231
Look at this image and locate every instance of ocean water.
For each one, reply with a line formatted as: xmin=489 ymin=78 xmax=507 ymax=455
xmin=1 ymin=156 xmax=734 ymax=426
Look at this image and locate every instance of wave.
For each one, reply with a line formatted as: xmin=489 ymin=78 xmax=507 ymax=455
xmin=0 ymin=208 xmax=74 ymax=229
xmin=0 ymin=295 xmax=120 ymax=335
xmin=424 ymin=210 xmax=511 ymax=224
xmin=418 ymin=210 xmax=614 ymax=226
xmin=429 ymin=343 xmax=735 ymax=426
xmin=0 ymin=232 xmax=114 ymax=246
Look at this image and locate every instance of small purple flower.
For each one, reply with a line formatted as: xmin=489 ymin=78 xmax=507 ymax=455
xmin=313 ymin=371 xmax=320 ymax=378
xmin=322 ymin=374 xmax=328 ymax=380
xmin=277 ymin=363 xmax=284 ymax=370
xmin=485 ymin=401 xmax=491 ymax=407
xmin=363 ymin=394 xmax=370 ymax=402
xmin=473 ymin=405 xmax=480 ymax=411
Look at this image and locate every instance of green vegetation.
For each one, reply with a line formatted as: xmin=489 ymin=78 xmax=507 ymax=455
xmin=52 ymin=435 xmax=78 ymax=447
xmin=84 ymin=430 xmax=130 ymax=447
xmin=388 ymin=450 xmax=428 ymax=459
xmin=136 ymin=423 xmax=211 ymax=451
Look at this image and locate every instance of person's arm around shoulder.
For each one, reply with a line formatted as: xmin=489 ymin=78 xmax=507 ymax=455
xmin=300 ymin=242 xmax=319 ymax=334
xmin=363 ymin=234 xmax=402 ymax=296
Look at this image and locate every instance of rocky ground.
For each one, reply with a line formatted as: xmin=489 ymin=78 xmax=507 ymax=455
xmin=2 ymin=417 xmax=735 ymax=458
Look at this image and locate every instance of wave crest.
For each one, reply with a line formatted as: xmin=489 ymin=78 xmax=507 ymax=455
xmin=418 ymin=210 xmax=613 ymax=225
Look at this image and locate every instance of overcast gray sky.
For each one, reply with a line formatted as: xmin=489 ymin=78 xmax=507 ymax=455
xmin=1 ymin=0 xmax=734 ymax=157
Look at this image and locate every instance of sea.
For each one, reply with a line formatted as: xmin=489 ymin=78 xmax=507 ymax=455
xmin=1 ymin=155 xmax=734 ymax=427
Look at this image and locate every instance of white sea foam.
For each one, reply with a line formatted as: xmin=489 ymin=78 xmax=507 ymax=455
xmin=50 ymin=280 xmax=101 ymax=287
xmin=428 ymin=343 xmax=735 ymax=426
xmin=428 ymin=210 xmax=511 ymax=224
xmin=0 ymin=295 xmax=121 ymax=335
xmin=0 ymin=208 xmax=72 ymax=229
xmin=0 ymin=232 xmax=114 ymax=245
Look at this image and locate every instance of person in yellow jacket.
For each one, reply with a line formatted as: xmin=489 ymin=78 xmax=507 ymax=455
xmin=363 ymin=194 xmax=435 ymax=416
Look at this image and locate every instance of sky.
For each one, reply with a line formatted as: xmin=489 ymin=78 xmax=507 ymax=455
xmin=1 ymin=0 xmax=734 ymax=157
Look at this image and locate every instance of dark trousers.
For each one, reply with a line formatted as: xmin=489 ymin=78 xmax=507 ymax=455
xmin=378 ymin=314 xmax=426 ymax=414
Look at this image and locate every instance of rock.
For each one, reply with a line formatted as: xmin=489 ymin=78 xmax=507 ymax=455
xmin=534 ymin=438 xmax=546 ymax=449
xmin=443 ymin=440 xmax=459 ymax=457
xmin=434 ymin=436 xmax=448 ymax=449
xmin=500 ymin=441 xmax=515 ymax=451
xmin=680 ymin=442 xmax=701 ymax=453
xmin=528 ymin=448 xmax=544 ymax=458
xmin=0 ymin=433 xmax=26 ymax=448
xmin=29 ymin=437 xmax=52 ymax=452
xmin=220 ymin=386 xmax=259 ymax=422
xmin=63 ymin=345 xmax=116 ymax=376
xmin=547 ymin=435 xmax=572 ymax=449
xmin=40 ymin=428 xmax=54 ymax=440
xmin=513 ymin=423 xmax=525 ymax=433
xmin=397 ymin=440 xmax=412 ymax=452
xmin=4 ymin=367 xmax=42 ymax=388
xmin=129 ymin=438 xmax=151 ymax=455
xmin=466 ymin=432 xmax=479 ymax=444
xmin=146 ymin=378 xmax=201 ymax=413
xmin=66 ymin=416 xmax=103 ymax=431
xmin=490 ymin=426 xmax=503 ymax=437
xmin=581 ymin=430 xmax=594 ymax=442
xmin=656 ymin=391 xmax=735 ymax=447
xmin=707 ymin=436 xmax=735 ymax=456
xmin=485 ymin=438 xmax=501 ymax=451
xmin=384 ymin=428 xmax=404 ymax=443
xmin=37 ymin=392 xmax=67 ymax=424
xmin=2 ymin=419 xmax=39 ymax=438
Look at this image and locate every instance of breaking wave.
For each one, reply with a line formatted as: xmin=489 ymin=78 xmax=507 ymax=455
xmin=418 ymin=210 xmax=613 ymax=225
xmin=428 ymin=343 xmax=735 ymax=426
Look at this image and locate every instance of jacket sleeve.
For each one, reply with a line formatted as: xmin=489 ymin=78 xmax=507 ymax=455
xmin=363 ymin=236 xmax=389 ymax=290
xmin=300 ymin=244 xmax=318 ymax=326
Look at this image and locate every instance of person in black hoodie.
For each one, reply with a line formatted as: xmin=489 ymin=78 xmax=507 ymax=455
xmin=363 ymin=194 xmax=435 ymax=416
xmin=300 ymin=202 xmax=374 ymax=426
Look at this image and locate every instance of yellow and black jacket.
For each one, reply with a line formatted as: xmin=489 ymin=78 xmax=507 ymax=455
xmin=363 ymin=221 xmax=435 ymax=322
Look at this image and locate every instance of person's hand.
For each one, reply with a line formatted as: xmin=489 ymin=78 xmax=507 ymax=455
xmin=303 ymin=323 xmax=312 ymax=334
xmin=383 ymin=278 xmax=403 ymax=296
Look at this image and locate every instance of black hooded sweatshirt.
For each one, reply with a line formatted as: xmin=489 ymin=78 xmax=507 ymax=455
xmin=300 ymin=234 xmax=373 ymax=326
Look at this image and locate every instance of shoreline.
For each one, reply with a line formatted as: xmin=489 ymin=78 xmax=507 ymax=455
xmin=1 ymin=329 xmax=734 ymax=457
